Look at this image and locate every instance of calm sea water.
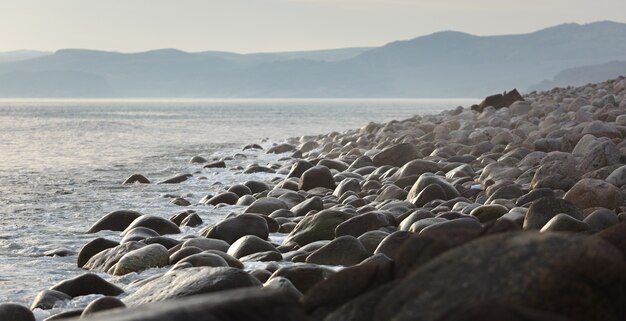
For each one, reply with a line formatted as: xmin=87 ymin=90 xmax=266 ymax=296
xmin=0 ymin=98 xmax=473 ymax=318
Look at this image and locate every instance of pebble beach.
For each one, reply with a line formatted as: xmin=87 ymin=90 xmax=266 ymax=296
xmin=2 ymin=76 xmax=626 ymax=321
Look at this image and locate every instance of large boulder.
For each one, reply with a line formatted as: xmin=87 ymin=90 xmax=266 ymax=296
xmin=83 ymin=242 xmax=145 ymax=272
xmin=81 ymin=297 xmax=126 ymax=317
xmin=203 ymin=214 xmax=269 ymax=244
xmin=283 ymin=210 xmax=354 ymax=247
xmin=291 ymin=196 xmax=324 ymax=217
xmin=373 ymin=232 xmax=626 ymax=321
xmin=406 ymin=173 xmax=460 ymax=202
xmin=563 ymin=178 xmax=623 ymax=210
xmin=335 ymin=212 xmax=394 ymax=238
xmin=372 ymin=143 xmax=421 ymax=167
xmin=113 ymin=244 xmax=170 ymax=275
xmin=122 ymin=215 xmax=181 ymax=236
xmin=87 ymin=210 xmax=143 ymax=233
xmin=31 ymin=290 xmax=72 ymax=310
xmin=123 ymin=267 xmax=261 ymax=306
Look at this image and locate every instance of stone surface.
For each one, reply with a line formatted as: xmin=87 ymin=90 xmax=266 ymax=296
xmin=87 ymin=210 xmax=143 ymax=233
xmin=122 ymin=215 xmax=181 ymax=236
xmin=372 ymin=143 xmax=421 ymax=167
xmin=77 ymin=238 xmax=119 ymax=268
xmin=50 ymin=273 xmax=124 ymax=298
xmin=298 ymin=166 xmax=336 ymax=191
xmin=0 ymin=303 xmax=35 ymax=321
xmin=113 ymin=244 xmax=170 ymax=275
xmin=123 ymin=267 xmax=261 ymax=306
xmin=203 ymin=214 xmax=269 ymax=244
xmin=306 ymin=236 xmax=371 ymax=266
xmin=563 ymin=178 xmax=623 ymax=210
xmin=282 ymin=210 xmax=354 ymax=247
xmin=523 ymin=197 xmax=584 ymax=230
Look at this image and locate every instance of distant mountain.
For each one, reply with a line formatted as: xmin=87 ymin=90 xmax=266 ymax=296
xmin=529 ymin=60 xmax=626 ymax=91
xmin=0 ymin=50 xmax=51 ymax=63
xmin=1 ymin=21 xmax=626 ymax=97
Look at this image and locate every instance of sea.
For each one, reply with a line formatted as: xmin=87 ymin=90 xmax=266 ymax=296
xmin=0 ymin=98 xmax=474 ymax=319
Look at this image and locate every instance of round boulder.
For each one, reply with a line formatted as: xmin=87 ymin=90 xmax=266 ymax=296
xmin=299 ymin=166 xmax=336 ymax=191
xmin=113 ymin=244 xmax=170 ymax=276
xmin=563 ymin=178 xmax=623 ymax=210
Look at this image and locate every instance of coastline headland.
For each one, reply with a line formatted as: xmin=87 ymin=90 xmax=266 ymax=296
xmin=2 ymin=76 xmax=626 ymax=321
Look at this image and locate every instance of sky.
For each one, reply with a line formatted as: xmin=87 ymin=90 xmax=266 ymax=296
xmin=1 ymin=0 xmax=626 ymax=53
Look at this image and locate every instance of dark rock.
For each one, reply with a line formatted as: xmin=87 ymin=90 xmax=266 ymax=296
xmin=324 ymin=281 xmax=397 ymax=321
xmin=181 ymin=238 xmax=230 ymax=252
xmin=420 ymin=217 xmax=482 ymax=236
xmin=121 ymin=227 xmax=159 ymax=243
xmin=268 ymin=264 xmax=335 ymax=294
xmin=158 ymin=173 xmax=192 ymax=184
xmin=113 ymin=243 xmax=170 ymax=275
xmin=516 ymin=188 xmax=556 ymax=206
xmin=375 ymin=184 xmax=408 ymax=201
xmin=333 ymin=178 xmax=361 ymax=198
xmin=240 ymin=251 xmax=283 ymax=262
xmin=470 ymin=204 xmax=509 ymax=223
xmin=282 ymin=210 xmax=354 ymax=247
xmin=335 ymin=212 xmax=393 ymax=238
xmin=203 ymin=250 xmax=244 ymax=269
xmin=204 ymin=192 xmax=240 ymax=205
xmin=374 ymin=230 xmax=413 ymax=258
xmin=406 ymin=173 xmax=460 ymax=202
xmin=189 ymin=156 xmax=208 ymax=163
xmin=203 ymin=161 xmax=226 ymax=168
xmin=471 ymin=88 xmax=524 ymax=112
xmin=244 ymin=181 xmax=271 ymax=194
xmin=68 ymin=288 xmax=306 ymax=321
xmin=523 ymin=197 xmax=584 ymax=230
xmin=584 ymin=208 xmax=619 ymax=230
xmin=143 ymin=236 xmax=180 ymax=250
xmin=203 ymin=214 xmax=269 ymax=244
xmin=318 ymin=159 xmax=349 ymax=172
xmin=181 ymin=213 xmax=203 ymax=227
xmin=227 ymin=184 xmax=252 ymax=197
xmin=291 ymin=196 xmax=324 ymax=216
xmin=563 ymin=178 xmax=623 ymax=210
xmin=299 ymin=166 xmax=336 ymax=191
xmin=42 ymin=310 xmax=82 ymax=321
xmin=50 ymin=273 xmax=124 ymax=298
xmin=287 ymin=160 xmax=314 ymax=179
xmin=244 ymin=165 xmax=276 ymax=174
xmin=267 ymin=143 xmax=296 ymax=154
xmin=398 ymin=209 xmax=435 ymax=231
xmin=169 ymin=197 xmax=191 ymax=206
xmin=175 ymin=253 xmax=229 ymax=268
xmin=372 ymin=143 xmax=421 ymax=167
xmin=83 ymin=242 xmax=145 ymax=272
xmin=357 ymin=230 xmax=390 ymax=253
xmin=411 ymin=183 xmax=447 ymax=207
xmin=31 ymin=290 xmax=72 ymax=310
xmin=87 ymin=210 xmax=143 ymax=233
xmin=540 ymin=214 xmax=590 ymax=232
xmin=244 ymin=197 xmax=288 ymax=215
xmin=77 ymin=238 xmax=119 ymax=268
xmin=169 ymin=210 xmax=194 ymax=226
xmin=122 ymin=174 xmax=150 ymax=184
xmin=243 ymin=143 xmax=263 ymax=151
xmin=170 ymin=247 xmax=203 ymax=265
xmin=122 ymin=215 xmax=181 ymax=236
xmin=434 ymin=301 xmax=571 ymax=321
xmin=81 ymin=297 xmax=125 ymax=317
xmin=227 ymin=235 xmax=277 ymax=259
xmin=373 ymin=232 xmax=625 ymax=321
xmin=306 ymin=235 xmax=371 ymax=266
xmin=123 ymin=267 xmax=261 ymax=306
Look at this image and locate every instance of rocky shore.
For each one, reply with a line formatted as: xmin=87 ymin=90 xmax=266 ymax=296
xmin=3 ymin=77 xmax=626 ymax=321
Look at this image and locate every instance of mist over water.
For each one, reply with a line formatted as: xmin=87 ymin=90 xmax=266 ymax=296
xmin=0 ymin=98 xmax=473 ymax=317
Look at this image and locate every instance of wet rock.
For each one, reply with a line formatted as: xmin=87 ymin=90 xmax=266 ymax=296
xmin=50 ymin=273 xmax=123 ymax=298
xmin=113 ymin=244 xmax=170 ymax=275
xmin=306 ymin=235 xmax=371 ymax=266
xmin=43 ymin=310 xmax=82 ymax=321
xmin=77 ymin=238 xmax=119 ymax=268
xmin=121 ymin=227 xmax=159 ymax=243
xmin=189 ymin=156 xmax=207 ymax=163
xmin=287 ymin=160 xmax=314 ymax=179
xmin=263 ymin=277 xmax=303 ymax=298
xmin=227 ymin=184 xmax=252 ymax=196
xmin=584 ymin=208 xmax=619 ymax=230
xmin=203 ymin=192 xmax=240 ymax=205
xmin=470 ymin=204 xmax=509 ymax=223
xmin=299 ymin=165 xmax=336 ymax=191
xmin=73 ymin=288 xmax=306 ymax=321
xmin=203 ymin=160 xmax=226 ymax=168
xmin=203 ymin=214 xmax=269 ymax=244
xmin=291 ymin=196 xmax=324 ymax=216
xmin=357 ymin=230 xmax=390 ymax=253
xmin=373 ymin=143 xmax=421 ymax=167
xmin=122 ymin=215 xmax=181 ymax=236
xmin=243 ymin=180 xmax=270 ymax=193
xmin=203 ymin=250 xmax=244 ymax=269
xmin=123 ymin=267 xmax=261 ymax=306
xmin=84 ymin=241 xmax=145 ymax=272
xmin=244 ymin=197 xmax=288 ymax=215
xmin=87 ymin=210 xmax=143 ymax=233
xmin=169 ymin=246 xmax=203 ymax=265
xmin=0 ymin=303 xmax=35 ymax=321
xmin=122 ymin=174 xmax=150 ymax=184
xmin=81 ymin=297 xmax=125 ymax=317
xmin=175 ymin=253 xmax=229 ymax=268
xmin=335 ymin=212 xmax=393 ymax=238
xmin=373 ymin=232 xmax=626 ymax=321
xmin=243 ymin=143 xmax=263 ymax=151
xmin=169 ymin=197 xmax=191 ymax=206
xmin=181 ymin=238 xmax=230 ymax=252
xmin=227 ymin=235 xmax=278 ymax=259
xmin=282 ymin=210 xmax=354 ymax=247
xmin=158 ymin=173 xmax=192 ymax=184
xmin=524 ymin=197 xmax=584 ymax=230
xmin=268 ymin=264 xmax=335 ymax=294
xmin=540 ymin=214 xmax=590 ymax=232
xmin=563 ymin=178 xmax=623 ymax=210
xmin=267 ymin=143 xmax=296 ymax=154
xmin=30 ymin=290 xmax=72 ymax=310
xmin=333 ymin=178 xmax=361 ymax=198
xmin=181 ymin=213 xmax=203 ymax=227
xmin=240 ymin=250 xmax=283 ymax=262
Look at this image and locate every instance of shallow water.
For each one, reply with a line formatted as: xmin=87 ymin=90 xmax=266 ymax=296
xmin=0 ymin=98 xmax=474 ymax=317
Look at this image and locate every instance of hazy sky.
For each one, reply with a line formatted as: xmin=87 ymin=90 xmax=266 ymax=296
xmin=1 ymin=0 xmax=625 ymax=53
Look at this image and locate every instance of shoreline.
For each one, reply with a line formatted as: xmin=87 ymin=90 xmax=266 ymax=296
xmin=2 ymin=77 xmax=626 ymax=321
